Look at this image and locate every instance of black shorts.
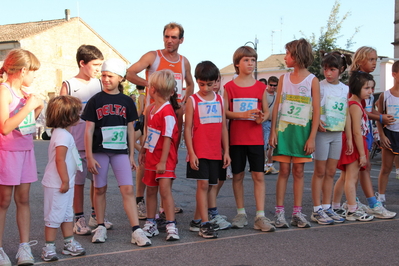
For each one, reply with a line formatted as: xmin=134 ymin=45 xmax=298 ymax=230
xmin=383 ymin=128 xmax=399 ymax=154
xmin=186 ymin=159 xmax=222 ymax=185
xmin=230 ymin=145 xmax=264 ymax=174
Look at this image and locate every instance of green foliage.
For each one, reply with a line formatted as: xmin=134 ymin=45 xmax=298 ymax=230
xmin=302 ymin=0 xmax=360 ymax=83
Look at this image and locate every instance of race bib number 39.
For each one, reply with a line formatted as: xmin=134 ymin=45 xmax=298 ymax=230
xmin=144 ymin=127 xmax=161 ymax=153
xmin=280 ymin=100 xmax=311 ymax=126
xmin=232 ymin=98 xmax=257 ymax=120
xmin=198 ymin=101 xmax=222 ymax=124
xmin=101 ymin=126 xmax=127 ymax=150
xmin=18 ymin=110 xmax=36 ymax=135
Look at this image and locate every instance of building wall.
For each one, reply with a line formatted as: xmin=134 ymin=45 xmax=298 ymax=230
xmin=16 ymin=19 xmax=127 ymax=99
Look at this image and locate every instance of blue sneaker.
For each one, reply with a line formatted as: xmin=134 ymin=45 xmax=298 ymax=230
xmin=324 ymin=208 xmax=345 ymax=223
xmin=310 ymin=209 xmax=334 ymax=225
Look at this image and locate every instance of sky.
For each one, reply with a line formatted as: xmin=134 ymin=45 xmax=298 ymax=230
xmin=1 ymin=0 xmax=396 ymax=80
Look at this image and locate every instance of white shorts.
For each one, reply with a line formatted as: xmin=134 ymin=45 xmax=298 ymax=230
xmin=43 ymin=186 xmax=74 ymax=228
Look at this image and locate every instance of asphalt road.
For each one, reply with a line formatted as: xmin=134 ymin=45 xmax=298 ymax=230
xmin=2 ymin=140 xmax=399 ymax=266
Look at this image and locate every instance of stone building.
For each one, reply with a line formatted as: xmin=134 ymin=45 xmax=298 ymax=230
xmin=0 ymin=10 xmax=128 ymax=99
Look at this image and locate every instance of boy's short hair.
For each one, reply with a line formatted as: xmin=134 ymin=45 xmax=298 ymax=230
xmin=268 ymin=76 xmax=279 ymax=84
xmin=349 ymin=71 xmax=374 ymax=98
xmin=259 ymin=78 xmax=267 ymax=85
xmin=351 ymin=46 xmax=377 ymax=73
xmin=148 ymin=69 xmax=176 ymax=100
xmin=285 ymin=38 xmax=314 ymax=69
xmin=233 ymin=46 xmax=258 ymax=74
xmin=76 ymin=45 xmax=104 ymax=67
xmin=194 ymin=61 xmax=219 ymax=81
xmin=164 ymin=22 xmax=184 ymax=39
xmin=46 ymin=95 xmax=82 ymax=129
xmin=136 ymin=85 xmax=145 ymax=91
xmin=392 ymin=60 xmax=399 ymax=73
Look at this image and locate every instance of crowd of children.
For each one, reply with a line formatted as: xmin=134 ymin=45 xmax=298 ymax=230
xmin=0 ymin=37 xmax=398 ymax=265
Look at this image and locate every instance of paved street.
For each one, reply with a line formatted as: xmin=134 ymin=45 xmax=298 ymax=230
xmin=2 ymin=140 xmax=399 ymax=265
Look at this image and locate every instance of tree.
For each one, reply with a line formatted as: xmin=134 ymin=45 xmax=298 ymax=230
xmin=302 ymin=0 xmax=360 ymax=82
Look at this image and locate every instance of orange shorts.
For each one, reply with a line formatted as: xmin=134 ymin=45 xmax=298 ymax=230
xmin=272 ymin=155 xmax=312 ymax=164
xmin=143 ymin=170 xmax=176 ymax=187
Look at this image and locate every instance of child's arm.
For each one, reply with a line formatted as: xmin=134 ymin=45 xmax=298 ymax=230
xmin=375 ymin=93 xmax=390 ymax=149
xmin=269 ymin=76 xmax=284 ymax=148
xmin=222 ymin=88 xmax=261 ymax=121
xmin=127 ymin=121 xmax=137 ymax=171
xmin=304 ymin=77 xmax=320 ymax=155
xmin=344 ymin=106 xmax=353 ymax=155
xmin=255 ymin=89 xmax=270 ymax=124
xmin=184 ymin=97 xmax=199 ymax=170
xmin=350 ymin=104 xmax=367 ymax=167
xmin=55 ymin=145 xmax=70 ymax=193
xmin=221 ymin=109 xmax=231 ymax=169
xmin=84 ymin=121 xmax=101 ymax=175
xmin=156 ymin=137 xmax=171 ymax=174
xmin=0 ymin=86 xmax=43 ymax=135
xmin=138 ymin=106 xmax=150 ymax=166
xmin=367 ymin=108 xmax=395 ymax=125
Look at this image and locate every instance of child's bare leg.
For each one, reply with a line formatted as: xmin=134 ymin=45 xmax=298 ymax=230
xmin=276 ymin=162 xmax=290 ymax=206
xmin=196 ymin=180 xmax=209 ymax=222
xmin=119 ymin=185 xmax=139 ymax=226
xmin=207 ymin=184 xmax=218 ymax=210
xmin=44 ymin=226 xmax=58 ymax=242
xmin=60 ymin=222 xmax=74 ymax=238
xmin=252 ymin=171 xmax=265 ymax=211
xmin=146 ymin=186 xmax=158 ymax=219
xmin=359 ymin=162 xmax=374 ymax=198
xmin=311 ymin=160 xmax=327 ymax=206
xmin=322 ymin=158 xmax=339 ymax=204
xmin=73 ymin=184 xmax=85 ymax=214
xmin=0 ymin=185 xmax=13 ymax=247
xmin=292 ymin=163 xmax=305 ymax=207
xmin=333 ymin=171 xmax=345 ymax=205
xmin=216 ymin=180 xmax=224 ymax=196
xmin=15 ymin=183 xmax=31 ymax=243
xmin=94 ymin=186 xmax=107 ymax=224
xmin=344 ymin=161 xmax=360 ymax=206
xmin=378 ymin=148 xmax=395 ymax=195
xmin=232 ymin=172 xmax=245 ymax=209
xmin=158 ymin=179 xmax=175 ymax=222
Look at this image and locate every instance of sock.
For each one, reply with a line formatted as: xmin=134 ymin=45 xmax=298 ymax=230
xmin=132 ymin=225 xmax=140 ymax=232
xmin=275 ymin=206 xmax=284 ymax=213
xmin=64 ymin=236 xmax=73 ymax=243
xmin=75 ymin=213 xmax=84 ymax=221
xmin=378 ymin=194 xmax=386 ymax=202
xmin=159 ymin=207 xmax=164 ymax=213
xmin=208 ymin=207 xmax=218 ymax=218
xmin=19 ymin=242 xmax=28 ymax=247
xmin=348 ymin=204 xmax=357 ymax=213
xmin=98 ymin=223 xmax=105 ymax=227
xmin=366 ymin=196 xmax=378 ymax=208
xmin=91 ymin=207 xmax=96 ymax=217
xmin=166 ymin=220 xmax=176 ymax=224
xmin=322 ymin=204 xmax=331 ymax=210
xmin=267 ymin=163 xmax=273 ymax=167
xmin=237 ymin=208 xmax=246 ymax=215
xmin=332 ymin=202 xmax=341 ymax=210
xmin=292 ymin=206 xmax=302 ymax=215
xmin=201 ymin=221 xmax=210 ymax=226
xmin=256 ymin=211 xmax=265 ymax=217
xmin=147 ymin=218 xmax=155 ymax=224
xmin=313 ymin=205 xmax=322 ymax=212
xmin=193 ymin=219 xmax=201 ymax=223
xmin=136 ymin=196 xmax=144 ymax=204
xmin=45 ymin=241 xmax=55 ymax=246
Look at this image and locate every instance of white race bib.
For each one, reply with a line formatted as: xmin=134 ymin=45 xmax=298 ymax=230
xmin=232 ymin=98 xmax=258 ymax=120
xmin=18 ymin=110 xmax=36 ymax=135
xmin=198 ymin=101 xmax=222 ymax=124
xmin=71 ymin=145 xmax=83 ymax=172
xmin=144 ymin=126 xmax=161 ymax=153
xmin=325 ymin=95 xmax=347 ymax=120
xmin=387 ymin=104 xmax=399 ymax=124
xmin=280 ymin=100 xmax=311 ymax=126
xmin=101 ymin=126 xmax=127 ymax=150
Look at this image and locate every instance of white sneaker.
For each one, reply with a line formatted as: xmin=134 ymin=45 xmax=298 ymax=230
xmin=143 ymin=221 xmax=159 ymax=237
xmin=131 ymin=228 xmax=152 ymax=247
xmin=41 ymin=244 xmax=58 ymax=262
xmin=89 ymin=216 xmax=113 ymax=230
xmin=346 ymin=209 xmax=374 ymax=222
xmin=16 ymin=241 xmax=37 ymax=265
xmin=73 ymin=216 xmax=92 ymax=235
xmin=0 ymin=248 xmax=11 ymax=266
xmin=367 ymin=202 xmax=397 ymax=219
xmin=62 ymin=239 xmax=85 ymax=256
xmin=210 ymin=214 xmax=231 ymax=230
xmin=166 ymin=223 xmax=180 ymax=241
xmin=92 ymin=225 xmax=107 ymax=243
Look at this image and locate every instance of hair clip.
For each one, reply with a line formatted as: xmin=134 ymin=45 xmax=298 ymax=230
xmin=324 ymin=53 xmax=328 ymax=56
xmin=341 ymin=54 xmax=345 ymax=58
